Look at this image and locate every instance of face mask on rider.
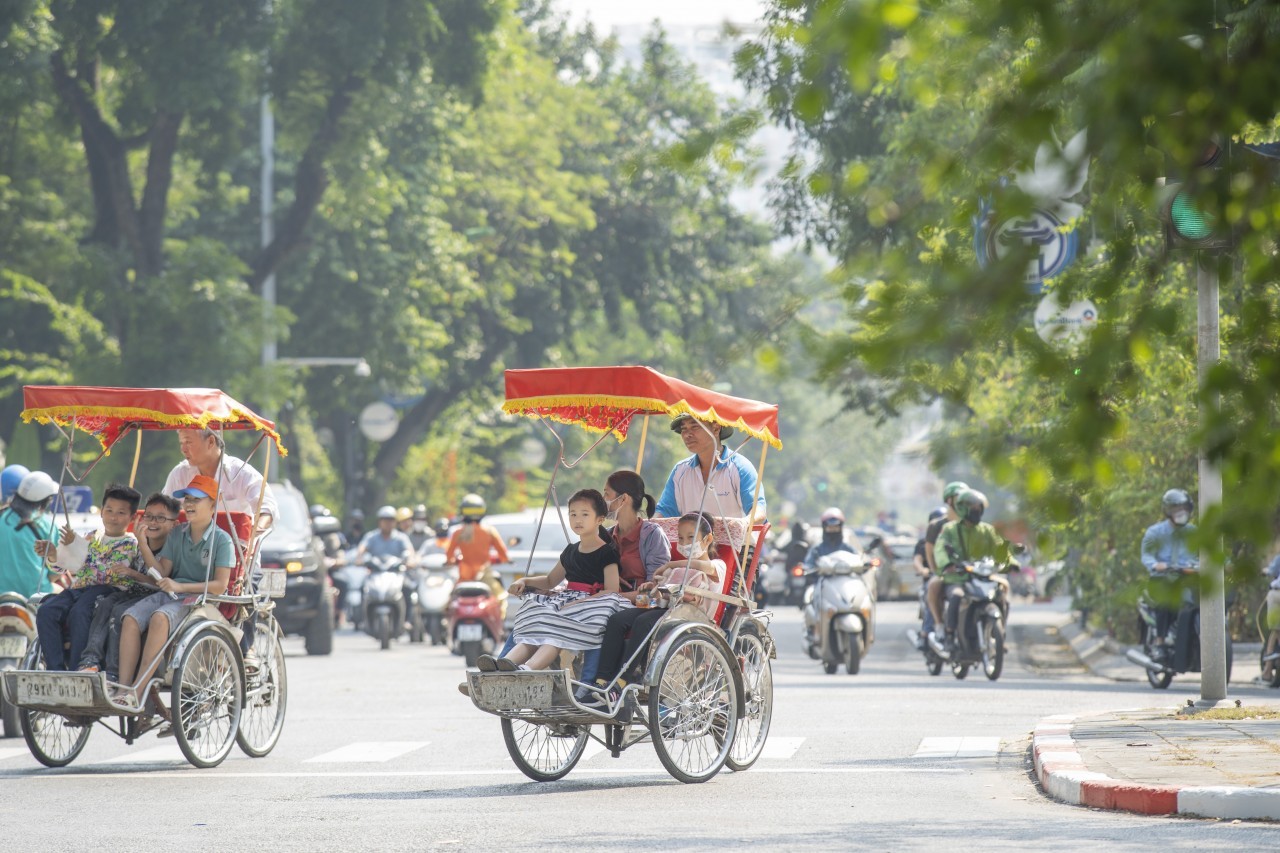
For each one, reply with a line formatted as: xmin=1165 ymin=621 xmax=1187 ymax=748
xmin=1172 ymin=510 xmax=1190 ymax=526
xmin=965 ymin=508 xmax=983 ymax=525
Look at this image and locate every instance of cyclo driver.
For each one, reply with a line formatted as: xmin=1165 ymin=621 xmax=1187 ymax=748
xmin=935 ymin=489 xmax=1016 ymax=650
xmin=1139 ymin=488 xmax=1197 ymax=660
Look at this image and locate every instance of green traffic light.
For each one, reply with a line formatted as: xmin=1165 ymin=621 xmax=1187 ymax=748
xmin=1169 ymin=190 xmax=1216 ymax=241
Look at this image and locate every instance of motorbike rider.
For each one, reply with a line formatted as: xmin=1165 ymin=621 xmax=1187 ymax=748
xmin=803 ymin=508 xmax=855 ymax=577
xmin=2 ymin=463 xmax=31 ymax=506
xmin=1140 ymin=488 xmax=1198 ymax=658
xmin=0 ymin=471 xmax=61 ymax=597
xmin=923 ymin=482 xmax=968 ymax=637
xmin=407 ymin=504 xmax=433 ymax=552
xmin=347 ymin=508 xmax=366 ymax=545
xmin=934 ymin=489 xmax=1017 ymax=649
xmin=912 ymin=506 xmax=947 ymax=648
xmin=445 ymin=493 xmax=510 ymax=600
xmin=1261 ymin=551 xmax=1280 ymax=683
xmin=357 ymin=505 xmax=417 ymax=568
xmin=395 ymin=506 xmax=414 ymax=535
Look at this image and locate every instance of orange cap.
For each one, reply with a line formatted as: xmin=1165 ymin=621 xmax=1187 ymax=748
xmin=174 ymin=474 xmax=219 ymax=502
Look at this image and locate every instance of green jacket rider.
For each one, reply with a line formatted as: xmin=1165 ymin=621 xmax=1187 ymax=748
xmin=936 ymin=489 xmax=1017 ymax=584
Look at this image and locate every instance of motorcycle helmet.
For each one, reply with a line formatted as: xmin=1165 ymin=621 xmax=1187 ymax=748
xmin=954 ymin=489 xmax=988 ymax=525
xmin=820 ymin=507 xmax=845 ymax=527
xmin=1162 ymin=488 xmax=1192 ymax=525
xmin=16 ymin=471 xmax=58 ymax=503
xmin=2 ymin=464 xmax=31 ymax=502
xmin=413 ymin=503 xmax=428 ymax=520
xmin=927 ymin=505 xmax=948 ymax=522
xmin=395 ymin=506 xmax=412 ymax=523
xmin=941 ymin=481 xmax=969 ymax=504
xmin=435 ymin=517 xmax=452 ymax=538
xmin=376 ymin=505 xmax=397 ymax=521
xmin=309 ymin=503 xmax=331 ymax=518
xmin=460 ymin=493 xmax=486 ymax=521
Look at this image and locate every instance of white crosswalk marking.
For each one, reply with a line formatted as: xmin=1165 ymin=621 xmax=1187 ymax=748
xmin=759 ymin=736 xmax=805 ymax=760
xmin=912 ymin=736 xmax=1001 ymax=758
xmin=0 ymin=747 xmax=29 ymax=762
xmin=303 ymin=742 xmax=428 ymax=763
xmin=101 ymin=744 xmax=189 ymax=764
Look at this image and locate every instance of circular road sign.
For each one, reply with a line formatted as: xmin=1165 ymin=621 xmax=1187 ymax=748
xmin=1034 ymin=295 xmax=1098 ymax=347
xmin=358 ymin=401 xmax=400 ymax=442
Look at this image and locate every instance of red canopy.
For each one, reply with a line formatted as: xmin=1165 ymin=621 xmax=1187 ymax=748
xmin=21 ymin=386 xmax=285 ymax=455
xmin=502 ymin=366 xmax=782 ymax=449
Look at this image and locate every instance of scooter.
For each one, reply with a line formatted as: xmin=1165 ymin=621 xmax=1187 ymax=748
xmin=446 ymin=581 xmax=504 ymax=667
xmin=330 ymin=547 xmax=368 ymax=631
xmin=802 ymin=550 xmax=876 ymax=675
xmin=416 ymin=551 xmax=455 ymax=646
xmin=1126 ymin=565 xmax=1234 ymax=689
xmin=363 ymin=554 xmax=408 ymax=651
xmin=906 ymin=576 xmax=945 ymax=676
xmin=926 ymin=558 xmax=1009 ymax=681
xmin=0 ymin=593 xmax=36 ymax=737
xmin=402 ymin=564 xmax=427 ymax=644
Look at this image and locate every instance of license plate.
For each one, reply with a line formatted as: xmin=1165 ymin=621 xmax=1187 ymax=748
xmin=16 ymin=673 xmax=95 ymax=708
xmin=0 ymin=635 xmax=27 ymax=659
xmin=479 ymin=674 xmax=553 ymax=709
xmin=457 ymin=623 xmax=483 ymax=642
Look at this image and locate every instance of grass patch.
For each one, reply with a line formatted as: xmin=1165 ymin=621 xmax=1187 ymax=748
xmin=1174 ymin=708 xmax=1280 ymax=721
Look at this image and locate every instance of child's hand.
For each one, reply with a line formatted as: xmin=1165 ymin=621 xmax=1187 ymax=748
xmin=60 ymin=525 xmax=76 ymax=546
xmin=158 ymin=577 xmax=180 ymax=594
xmin=33 ymin=540 xmax=52 ymax=559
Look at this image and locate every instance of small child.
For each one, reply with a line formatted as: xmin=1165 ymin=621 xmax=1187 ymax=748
xmin=33 ymin=483 xmax=142 ymax=671
xmin=486 ymin=489 xmax=627 ymax=672
xmin=583 ymin=511 xmax=725 ymax=708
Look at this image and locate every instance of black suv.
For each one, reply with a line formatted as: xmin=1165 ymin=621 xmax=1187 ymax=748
xmin=261 ymin=481 xmax=333 ymax=655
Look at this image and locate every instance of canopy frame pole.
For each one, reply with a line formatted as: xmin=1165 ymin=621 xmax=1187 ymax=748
xmin=128 ymin=429 xmax=143 ymax=488
xmin=738 ymin=443 xmax=768 ymax=588
xmin=43 ymin=420 xmax=117 ymax=483
xmin=634 ymin=415 xmax=650 ymax=474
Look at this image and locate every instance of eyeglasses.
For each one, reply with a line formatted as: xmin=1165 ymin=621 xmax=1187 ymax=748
xmin=141 ymin=514 xmax=178 ymax=523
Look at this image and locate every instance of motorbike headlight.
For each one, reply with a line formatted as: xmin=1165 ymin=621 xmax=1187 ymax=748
xmin=286 ymin=560 xmax=305 ymax=574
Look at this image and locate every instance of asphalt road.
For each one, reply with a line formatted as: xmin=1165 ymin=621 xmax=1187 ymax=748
xmin=2 ymin=600 xmax=1277 ymax=851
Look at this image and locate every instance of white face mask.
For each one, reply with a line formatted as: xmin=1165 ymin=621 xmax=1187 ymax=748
xmin=1172 ymin=511 xmax=1190 ymax=526
xmin=676 ymin=541 xmax=706 ymax=559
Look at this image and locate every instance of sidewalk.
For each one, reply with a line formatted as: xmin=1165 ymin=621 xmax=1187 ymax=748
xmin=1032 ymin=706 xmax=1280 ymax=820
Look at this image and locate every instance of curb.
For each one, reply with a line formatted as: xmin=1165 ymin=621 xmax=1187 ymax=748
xmin=1032 ymin=714 xmax=1280 ymax=820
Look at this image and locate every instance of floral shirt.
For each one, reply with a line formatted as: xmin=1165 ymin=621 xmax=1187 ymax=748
xmin=55 ymin=533 xmax=139 ymax=589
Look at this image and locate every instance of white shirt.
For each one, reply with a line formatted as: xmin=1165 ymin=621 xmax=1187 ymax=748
xmin=164 ymin=455 xmax=278 ymax=520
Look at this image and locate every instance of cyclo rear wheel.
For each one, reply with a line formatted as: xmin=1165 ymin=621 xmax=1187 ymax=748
xmin=172 ymin=626 xmax=243 ymax=768
xmin=725 ymin=624 xmax=772 ymax=772
xmin=18 ymin=646 xmax=91 ymax=768
xmin=649 ymin=631 xmax=738 ymax=784
xmin=237 ymin=614 xmax=288 ymax=758
xmin=501 ymin=718 xmax=590 ymax=782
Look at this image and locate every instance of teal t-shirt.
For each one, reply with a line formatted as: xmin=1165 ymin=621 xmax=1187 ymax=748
xmin=0 ymin=508 xmax=56 ymax=597
xmin=159 ymin=521 xmax=234 ymax=585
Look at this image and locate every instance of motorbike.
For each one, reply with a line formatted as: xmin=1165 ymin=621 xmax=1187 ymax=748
xmin=446 ymin=581 xmax=504 ymax=667
xmin=802 ymin=550 xmax=876 ymax=675
xmin=362 ymin=553 xmax=410 ymax=650
xmin=330 ymin=547 xmax=368 ymax=631
xmin=925 ymin=558 xmax=1009 ymax=681
xmin=1260 ymin=592 xmax=1280 ymax=689
xmin=1126 ymin=565 xmax=1234 ymax=689
xmin=416 ymin=550 xmax=455 ymax=646
xmin=0 ymin=592 xmax=36 ymax=737
xmin=906 ymin=577 xmax=945 ymax=676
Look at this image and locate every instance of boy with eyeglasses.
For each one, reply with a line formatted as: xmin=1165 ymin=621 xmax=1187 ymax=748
xmin=78 ymin=493 xmax=181 ymax=678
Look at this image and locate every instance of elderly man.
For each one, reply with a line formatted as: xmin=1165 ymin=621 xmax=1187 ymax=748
xmin=164 ymin=428 xmax=277 ymax=668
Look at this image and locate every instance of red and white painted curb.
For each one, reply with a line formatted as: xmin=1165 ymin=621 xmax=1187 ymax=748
xmin=1032 ymin=714 xmax=1280 ymax=820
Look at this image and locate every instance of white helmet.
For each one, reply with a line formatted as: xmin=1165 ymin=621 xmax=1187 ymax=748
xmin=16 ymin=471 xmax=57 ymax=503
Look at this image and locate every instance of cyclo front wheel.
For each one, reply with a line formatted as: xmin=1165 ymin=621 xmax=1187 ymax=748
xmin=725 ymin=624 xmax=772 ymax=772
xmin=501 ymin=717 xmax=589 ymax=782
xmin=237 ymin=615 xmax=288 ymax=758
xmin=18 ymin=646 xmax=91 ymax=768
xmin=649 ymin=631 xmax=738 ymax=784
xmin=172 ymin=626 xmax=244 ymax=768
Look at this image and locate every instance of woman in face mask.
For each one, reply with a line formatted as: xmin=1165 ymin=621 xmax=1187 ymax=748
xmin=601 ymin=470 xmax=669 ymax=598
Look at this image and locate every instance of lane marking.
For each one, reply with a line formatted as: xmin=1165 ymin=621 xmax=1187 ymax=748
xmin=100 ymin=745 xmax=189 ymax=764
xmin=303 ymin=742 xmax=429 ymax=763
xmin=759 ymin=737 xmax=805 ymax=760
xmin=912 ymin=736 xmax=1001 ymax=758
xmin=0 ymin=766 xmax=967 ymax=781
xmin=0 ymin=747 xmax=29 ymax=762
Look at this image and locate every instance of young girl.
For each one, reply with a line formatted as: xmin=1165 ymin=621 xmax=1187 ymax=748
xmin=583 ymin=511 xmax=725 ymax=707
xmin=484 ymin=489 xmax=627 ymax=671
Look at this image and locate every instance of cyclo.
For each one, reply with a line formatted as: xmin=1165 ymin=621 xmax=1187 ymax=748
xmin=467 ymin=366 xmax=778 ymax=784
xmin=0 ymin=386 xmax=289 ymax=769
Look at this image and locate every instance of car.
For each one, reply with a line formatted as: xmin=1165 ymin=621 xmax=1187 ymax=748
xmin=877 ymin=535 xmax=923 ymax=601
xmin=260 ymin=481 xmax=333 ymax=655
xmin=485 ymin=507 xmax=578 ymax=626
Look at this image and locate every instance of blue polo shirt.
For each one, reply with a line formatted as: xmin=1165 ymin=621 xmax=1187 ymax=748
xmin=161 ymin=521 xmax=234 ymax=584
xmin=655 ymin=446 xmax=765 ymax=519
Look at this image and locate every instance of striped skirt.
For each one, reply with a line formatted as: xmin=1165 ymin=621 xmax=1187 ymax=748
xmin=510 ymin=590 xmax=630 ymax=651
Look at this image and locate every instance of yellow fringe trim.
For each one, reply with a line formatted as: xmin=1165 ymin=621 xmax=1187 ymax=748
xmin=502 ymin=394 xmax=782 ymax=449
xmin=21 ymin=405 xmax=288 ymax=456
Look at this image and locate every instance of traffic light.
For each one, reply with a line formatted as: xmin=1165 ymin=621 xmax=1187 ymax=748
xmin=1156 ymin=139 xmax=1232 ymax=251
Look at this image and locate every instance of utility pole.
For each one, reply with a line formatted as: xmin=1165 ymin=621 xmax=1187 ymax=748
xmin=260 ymin=91 xmax=276 ymax=371
xmin=1197 ymin=253 xmax=1227 ymax=704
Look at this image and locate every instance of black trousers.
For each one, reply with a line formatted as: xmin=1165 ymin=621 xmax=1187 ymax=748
xmin=595 ymin=607 xmax=665 ymax=684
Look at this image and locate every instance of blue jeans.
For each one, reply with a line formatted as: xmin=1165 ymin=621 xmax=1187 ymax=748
xmin=37 ymin=584 xmax=116 ymax=671
xmin=498 ymin=635 xmax=600 ymax=683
